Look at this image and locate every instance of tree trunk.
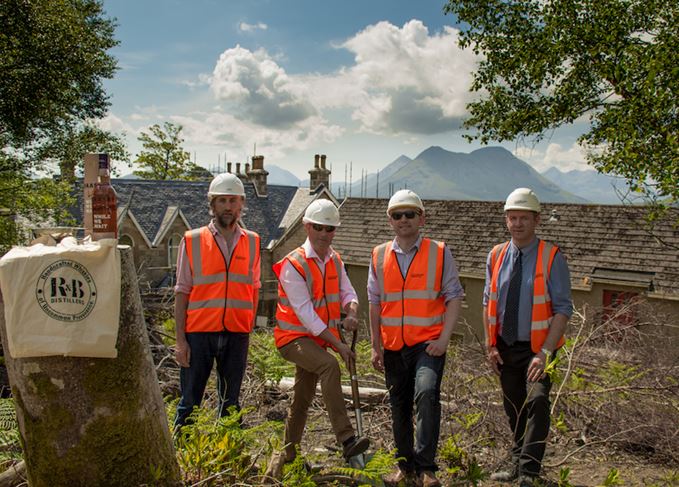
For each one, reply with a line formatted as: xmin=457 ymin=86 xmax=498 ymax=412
xmin=0 ymin=247 xmax=181 ymax=486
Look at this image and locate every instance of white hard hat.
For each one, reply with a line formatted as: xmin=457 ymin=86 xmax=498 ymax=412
xmin=208 ymin=173 xmax=245 ymax=198
xmin=387 ymin=189 xmax=424 ymax=215
xmin=303 ymin=199 xmax=341 ymax=226
xmin=504 ymin=187 xmax=541 ymax=213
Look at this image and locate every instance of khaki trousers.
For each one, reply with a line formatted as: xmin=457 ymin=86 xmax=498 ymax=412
xmin=279 ymin=337 xmax=354 ymax=460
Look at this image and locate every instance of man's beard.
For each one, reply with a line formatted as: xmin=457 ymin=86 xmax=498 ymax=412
xmin=216 ymin=212 xmax=237 ymax=228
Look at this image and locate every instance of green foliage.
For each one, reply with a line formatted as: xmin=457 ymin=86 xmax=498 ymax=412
xmin=0 ymin=0 xmax=118 ymax=144
xmin=441 ymin=433 xmax=468 ymax=471
xmin=37 ymin=123 xmax=129 ymax=181
xmin=600 ymin=467 xmax=623 ymax=486
xmin=134 ymin=122 xmax=199 ymax=180
xmin=598 ymin=360 xmax=646 ymax=390
xmin=440 ymin=433 xmax=488 ymax=485
xmin=558 ymin=467 xmax=574 ymax=487
xmin=453 ymin=411 xmax=482 ymax=431
xmin=174 ymin=405 xmax=282 ymax=484
xmin=0 ymin=156 xmax=74 ymax=251
xmin=553 ymin=410 xmax=568 ymax=435
xmin=444 ymin=0 xmax=679 ymax=211
xmin=280 ymin=452 xmax=317 ymax=487
xmin=328 ymin=449 xmax=397 ymax=486
xmin=161 ymin=317 xmax=176 ymax=346
xmin=249 ymin=331 xmax=295 ymax=385
xmin=651 ymin=470 xmax=679 ymax=487
xmin=567 ymin=367 xmax=589 ymax=391
xmin=0 ymin=0 xmax=122 ymax=251
xmin=0 ymin=399 xmax=23 ymax=467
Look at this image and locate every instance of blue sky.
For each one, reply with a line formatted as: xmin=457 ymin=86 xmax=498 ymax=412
xmin=100 ymin=0 xmax=589 ymax=179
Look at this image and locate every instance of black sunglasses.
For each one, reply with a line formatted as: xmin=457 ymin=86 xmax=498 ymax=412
xmin=312 ymin=223 xmax=336 ymax=232
xmin=390 ymin=210 xmax=418 ymax=220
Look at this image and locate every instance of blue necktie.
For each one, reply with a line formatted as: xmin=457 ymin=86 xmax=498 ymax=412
xmin=502 ymin=250 xmax=522 ymax=346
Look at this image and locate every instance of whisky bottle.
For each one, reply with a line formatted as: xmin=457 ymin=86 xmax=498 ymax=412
xmin=91 ymin=154 xmax=117 ymax=240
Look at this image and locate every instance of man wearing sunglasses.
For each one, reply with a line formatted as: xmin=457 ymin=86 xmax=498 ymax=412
xmin=368 ymin=190 xmax=464 ymax=487
xmin=266 ymin=199 xmax=369 ymax=480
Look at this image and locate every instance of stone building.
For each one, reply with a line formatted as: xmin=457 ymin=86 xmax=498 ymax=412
xmin=69 ymin=155 xmax=337 ymax=318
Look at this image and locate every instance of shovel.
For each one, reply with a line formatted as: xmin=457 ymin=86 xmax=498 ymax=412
xmin=340 ymin=325 xmax=366 ymax=469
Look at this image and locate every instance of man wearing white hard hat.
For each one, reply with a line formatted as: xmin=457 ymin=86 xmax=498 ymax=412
xmin=368 ymin=190 xmax=464 ymax=487
xmin=173 ymin=173 xmax=261 ymax=431
xmin=483 ymin=188 xmax=572 ymax=486
xmin=266 ymin=199 xmax=369 ymax=479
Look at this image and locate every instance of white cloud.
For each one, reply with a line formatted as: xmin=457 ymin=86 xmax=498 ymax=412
xmin=326 ymin=20 xmax=479 ymax=134
xmin=95 ymin=113 xmax=135 ymax=134
xmin=513 ymin=143 xmax=589 ymax=172
xmin=207 ymin=20 xmax=478 ymax=136
xmin=239 ymin=21 xmax=268 ymax=32
xmin=209 ymin=45 xmax=316 ymax=128
xmin=168 ymin=111 xmax=344 ymax=161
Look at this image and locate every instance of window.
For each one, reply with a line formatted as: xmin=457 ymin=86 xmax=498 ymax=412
xmin=602 ymin=289 xmax=640 ymax=339
xmin=168 ymin=233 xmax=182 ymax=269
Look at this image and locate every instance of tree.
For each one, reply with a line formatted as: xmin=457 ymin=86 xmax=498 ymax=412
xmin=38 ymin=124 xmax=130 ymax=182
xmin=0 ymin=0 xmax=120 ymax=249
xmin=0 ymin=0 xmax=118 ymax=145
xmin=444 ymin=0 xmax=679 ymax=209
xmin=134 ymin=122 xmax=199 ymax=180
xmin=0 ymin=249 xmax=182 ymax=485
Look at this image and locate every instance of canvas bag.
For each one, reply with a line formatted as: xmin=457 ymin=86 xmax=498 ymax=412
xmin=0 ymin=238 xmax=121 ymax=358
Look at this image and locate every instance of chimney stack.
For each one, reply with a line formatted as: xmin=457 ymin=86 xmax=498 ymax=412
xmin=247 ymin=155 xmax=269 ymax=196
xmin=309 ymin=153 xmax=331 ymax=194
xmin=245 ymin=163 xmax=250 ymax=173
xmin=236 ymin=162 xmax=241 ymax=174
xmin=227 ymin=162 xmax=232 ymax=173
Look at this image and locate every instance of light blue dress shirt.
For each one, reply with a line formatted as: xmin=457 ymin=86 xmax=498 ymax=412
xmin=483 ymin=238 xmax=573 ymax=342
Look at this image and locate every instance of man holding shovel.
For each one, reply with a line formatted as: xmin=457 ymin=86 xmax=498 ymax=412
xmin=265 ymin=199 xmax=370 ymax=480
xmin=369 ymin=190 xmax=463 ymax=487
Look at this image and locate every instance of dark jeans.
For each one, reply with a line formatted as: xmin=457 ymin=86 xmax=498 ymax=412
xmin=174 ymin=331 xmax=249 ymax=429
xmin=497 ymin=338 xmax=552 ymax=477
xmin=384 ymin=342 xmax=446 ymax=474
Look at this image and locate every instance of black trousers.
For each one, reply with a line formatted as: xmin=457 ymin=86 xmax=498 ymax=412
xmin=497 ymin=338 xmax=552 ymax=477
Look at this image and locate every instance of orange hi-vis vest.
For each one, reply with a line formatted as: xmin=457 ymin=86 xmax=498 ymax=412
xmin=487 ymin=239 xmax=565 ymax=353
xmin=185 ymin=226 xmax=260 ymax=333
xmin=273 ymin=247 xmax=343 ymax=349
xmin=372 ymin=238 xmax=446 ymax=351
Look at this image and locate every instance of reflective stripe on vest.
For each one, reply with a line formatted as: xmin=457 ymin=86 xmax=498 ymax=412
xmin=185 ymin=226 xmax=260 ymax=333
xmin=486 ymin=239 xmax=564 ymax=353
xmin=372 ymin=238 xmax=446 ymax=351
xmin=274 ymin=247 xmax=343 ymax=349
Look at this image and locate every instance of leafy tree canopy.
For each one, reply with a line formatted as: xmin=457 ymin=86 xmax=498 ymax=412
xmin=444 ymin=0 xmax=679 ymax=209
xmin=0 ymin=0 xmax=118 ymax=144
xmin=38 ymin=124 xmax=130 ymax=182
xmin=0 ymin=0 xmax=121 ymax=249
xmin=134 ymin=123 xmax=199 ymax=180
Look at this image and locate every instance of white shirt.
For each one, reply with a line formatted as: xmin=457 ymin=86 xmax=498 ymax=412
xmin=278 ymin=238 xmax=358 ymax=336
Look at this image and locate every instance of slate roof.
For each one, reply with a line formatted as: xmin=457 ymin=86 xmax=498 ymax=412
xmin=332 ymin=198 xmax=679 ymax=296
xmin=72 ymin=179 xmax=300 ymax=247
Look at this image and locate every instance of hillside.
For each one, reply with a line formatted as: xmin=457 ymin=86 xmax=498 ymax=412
xmin=337 ymin=146 xmax=587 ymax=203
xmin=541 ymin=167 xmax=631 ymax=204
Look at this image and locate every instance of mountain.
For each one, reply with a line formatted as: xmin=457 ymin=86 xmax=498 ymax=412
xmin=266 ymin=164 xmax=302 ymax=186
xmin=339 ymin=146 xmax=587 ymax=203
xmin=331 ymin=154 xmax=412 ymax=197
xmin=541 ymin=167 xmax=630 ymax=204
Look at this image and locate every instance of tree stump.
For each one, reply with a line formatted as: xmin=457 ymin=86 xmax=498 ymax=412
xmin=0 ymin=247 xmax=181 ymax=486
